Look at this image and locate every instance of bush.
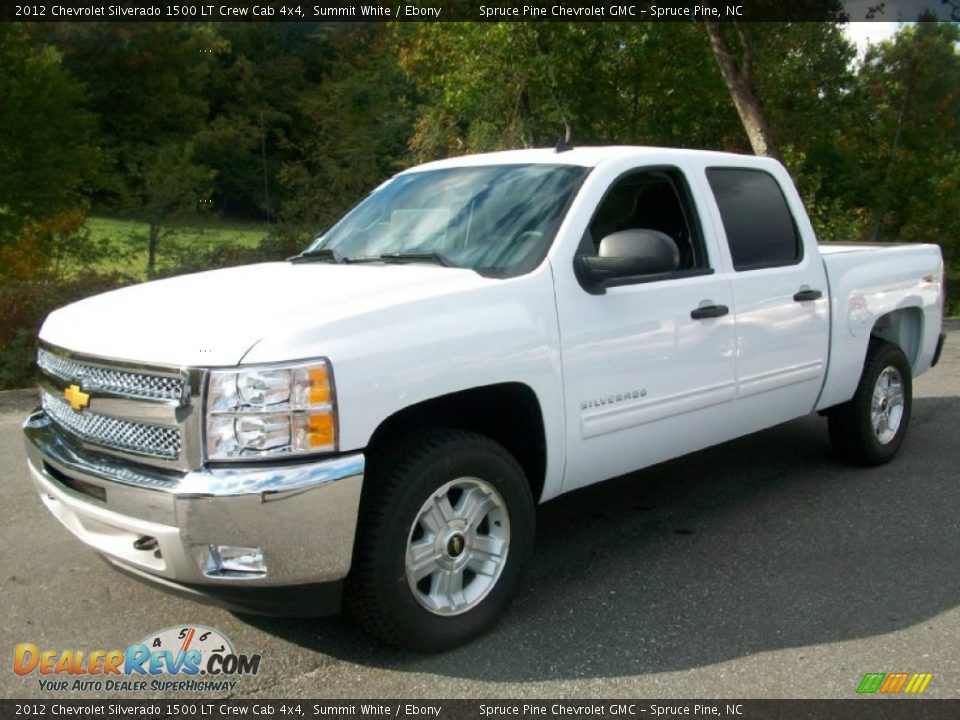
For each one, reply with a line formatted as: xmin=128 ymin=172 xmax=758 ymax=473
xmin=151 ymin=226 xmax=307 ymax=279
xmin=0 ymin=218 xmax=308 ymax=389
xmin=0 ymin=273 xmax=131 ymax=389
xmin=0 ymin=207 xmax=140 ymax=388
xmin=947 ymin=268 xmax=960 ymax=318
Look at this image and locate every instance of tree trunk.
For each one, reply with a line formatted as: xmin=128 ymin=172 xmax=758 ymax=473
xmin=868 ymin=54 xmax=917 ymax=242
xmin=704 ymin=21 xmax=780 ymax=160
xmin=147 ymin=222 xmax=160 ymax=278
xmin=516 ymin=86 xmax=533 ymax=148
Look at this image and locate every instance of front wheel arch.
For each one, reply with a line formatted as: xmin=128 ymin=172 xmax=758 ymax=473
xmin=362 ymin=382 xmax=548 ymax=504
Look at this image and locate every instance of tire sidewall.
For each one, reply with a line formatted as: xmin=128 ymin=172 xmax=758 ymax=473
xmin=368 ymin=437 xmax=534 ymax=651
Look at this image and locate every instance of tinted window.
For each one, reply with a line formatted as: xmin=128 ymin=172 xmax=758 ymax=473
xmin=706 ymin=168 xmax=800 ymax=270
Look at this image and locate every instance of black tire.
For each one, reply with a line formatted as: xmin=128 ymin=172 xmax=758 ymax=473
xmin=828 ymin=340 xmax=912 ymax=466
xmin=345 ymin=429 xmax=535 ymax=652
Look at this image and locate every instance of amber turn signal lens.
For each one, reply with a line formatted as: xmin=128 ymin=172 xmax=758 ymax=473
xmin=307 ymin=366 xmax=331 ymax=405
xmin=306 ymin=412 xmax=335 ymax=448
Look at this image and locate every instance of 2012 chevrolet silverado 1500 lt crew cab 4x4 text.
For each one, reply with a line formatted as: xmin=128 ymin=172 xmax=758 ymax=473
xmin=24 ymin=147 xmax=947 ymax=651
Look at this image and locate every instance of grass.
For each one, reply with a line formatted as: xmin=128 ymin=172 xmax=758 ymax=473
xmin=84 ymin=214 xmax=272 ymax=280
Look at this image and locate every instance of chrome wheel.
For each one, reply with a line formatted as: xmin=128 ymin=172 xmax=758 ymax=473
xmin=405 ymin=477 xmax=510 ymax=616
xmin=871 ymin=366 xmax=905 ymax=445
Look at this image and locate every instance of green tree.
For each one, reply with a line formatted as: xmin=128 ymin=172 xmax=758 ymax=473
xmin=0 ymin=25 xmax=99 ymax=242
xmin=197 ymin=23 xmax=324 ymax=219
xmin=400 ymin=23 xmax=741 ymax=159
xmin=854 ymin=21 xmax=960 ymax=256
xmin=277 ymin=25 xmax=415 ymax=238
xmin=129 ymin=143 xmax=215 ymax=277
xmin=736 ymin=22 xmax=861 ymax=238
xmin=704 ymin=20 xmax=781 ymax=158
xmin=46 ymin=23 xmax=224 ymax=273
xmin=701 ymin=0 xmax=847 ymax=159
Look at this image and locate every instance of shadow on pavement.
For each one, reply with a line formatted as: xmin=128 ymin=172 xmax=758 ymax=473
xmin=240 ymin=395 xmax=960 ymax=682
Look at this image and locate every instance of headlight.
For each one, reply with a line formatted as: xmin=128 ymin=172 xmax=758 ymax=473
xmin=205 ymin=359 xmax=336 ymax=460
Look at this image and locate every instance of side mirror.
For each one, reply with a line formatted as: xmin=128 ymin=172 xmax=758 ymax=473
xmin=578 ymin=229 xmax=679 ymax=283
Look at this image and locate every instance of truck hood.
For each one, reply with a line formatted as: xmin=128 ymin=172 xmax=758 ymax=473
xmin=40 ymin=262 xmax=489 ymax=367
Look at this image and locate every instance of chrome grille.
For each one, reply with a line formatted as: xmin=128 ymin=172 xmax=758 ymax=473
xmin=42 ymin=390 xmax=182 ymax=460
xmin=38 ymin=348 xmax=185 ymax=402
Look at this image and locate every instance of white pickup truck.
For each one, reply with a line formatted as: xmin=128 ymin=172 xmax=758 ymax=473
xmin=24 ymin=147 xmax=946 ymax=651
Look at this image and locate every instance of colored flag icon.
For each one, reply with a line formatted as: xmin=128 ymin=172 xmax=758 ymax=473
xmin=857 ymin=672 xmax=932 ymax=694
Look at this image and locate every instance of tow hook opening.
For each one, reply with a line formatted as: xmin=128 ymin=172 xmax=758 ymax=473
xmin=133 ymin=535 xmax=158 ymax=552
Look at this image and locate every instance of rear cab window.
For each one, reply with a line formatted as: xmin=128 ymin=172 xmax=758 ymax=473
xmin=706 ymin=168 xmax=801 ymax=271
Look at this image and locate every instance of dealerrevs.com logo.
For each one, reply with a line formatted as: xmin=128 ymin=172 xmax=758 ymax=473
xmin=13 ymin=625 xmax=261 ymax=693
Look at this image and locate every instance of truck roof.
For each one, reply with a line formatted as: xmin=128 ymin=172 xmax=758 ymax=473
xmin=404 ymin=146 xmax=770 ymax=172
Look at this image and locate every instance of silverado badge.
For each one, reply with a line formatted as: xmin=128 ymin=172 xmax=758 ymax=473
xmin=64 ymin=384 xmax=90 ymax=412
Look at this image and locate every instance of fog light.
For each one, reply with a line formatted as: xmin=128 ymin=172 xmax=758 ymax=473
xmin=202 ymin=545 xmax=266 ymax=577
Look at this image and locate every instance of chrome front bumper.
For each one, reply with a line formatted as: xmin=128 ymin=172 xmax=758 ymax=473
xmin=23 ymin=410 xmax=364 ymax=609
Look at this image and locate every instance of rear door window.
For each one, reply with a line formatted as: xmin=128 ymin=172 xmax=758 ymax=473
xmin=706 ymin=168 xmax=801 ymax=271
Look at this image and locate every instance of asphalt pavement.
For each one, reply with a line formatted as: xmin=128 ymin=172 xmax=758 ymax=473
xmin=2 ymin=321 xmax=958 ymax=699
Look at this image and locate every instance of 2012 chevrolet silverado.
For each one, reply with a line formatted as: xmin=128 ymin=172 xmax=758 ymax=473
xmin=23 ymin=147 xmax=947 ymax=651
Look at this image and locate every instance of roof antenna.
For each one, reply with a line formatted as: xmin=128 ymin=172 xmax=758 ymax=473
xmin=555 ymin=135 xmax=573 ymax=153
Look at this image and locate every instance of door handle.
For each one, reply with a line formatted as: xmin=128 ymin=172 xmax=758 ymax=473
xmin=690 ymin=304 xmax=729 ymax=320
xmin=793 ymin=288 xmax=823 ymax=302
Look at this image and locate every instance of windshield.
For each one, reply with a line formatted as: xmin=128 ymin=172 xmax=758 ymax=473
xmin=301 ymin=164 xmax=588 ymax=276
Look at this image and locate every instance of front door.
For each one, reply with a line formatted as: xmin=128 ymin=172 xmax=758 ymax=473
xmin=554 ymin=166 xmax=739 ymax=491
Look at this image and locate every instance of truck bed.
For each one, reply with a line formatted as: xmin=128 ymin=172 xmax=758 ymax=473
xmin=815 ymin=241 xmax=944 ymax=410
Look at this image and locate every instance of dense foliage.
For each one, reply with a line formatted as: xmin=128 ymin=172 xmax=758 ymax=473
xmin=1 ymin=20 xmax=958 ymax=387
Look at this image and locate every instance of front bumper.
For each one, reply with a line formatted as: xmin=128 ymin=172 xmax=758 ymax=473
xmin=23 ymin=410 xmax=364 ymax=615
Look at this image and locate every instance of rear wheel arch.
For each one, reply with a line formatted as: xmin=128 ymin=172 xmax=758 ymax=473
xmin=870 ymin=306 xmax=923 ymax=370
xmin=828 ymin=338 xmax=912 ymax=465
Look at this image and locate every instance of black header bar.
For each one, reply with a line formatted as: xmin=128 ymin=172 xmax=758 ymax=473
xmin=1 ymin=0 xmax=956 ymax=23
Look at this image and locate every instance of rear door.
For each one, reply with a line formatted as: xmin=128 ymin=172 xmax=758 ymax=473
xmin=703 ymin=167 xmax=829 ymax=430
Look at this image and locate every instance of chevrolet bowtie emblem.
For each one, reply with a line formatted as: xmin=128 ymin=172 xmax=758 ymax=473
xmin=64 ymin=384 xmax=90 ymax=412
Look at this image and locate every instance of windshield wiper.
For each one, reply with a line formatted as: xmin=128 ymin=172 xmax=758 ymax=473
xmin=289 ymin=248 xmax=344 ymax=264
xmin=379 ymin=251 xmax=453 ymax=267
xmin=291 ymin=249 xmax=455 ymax=267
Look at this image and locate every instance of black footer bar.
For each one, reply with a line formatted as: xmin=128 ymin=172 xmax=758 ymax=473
xmin=3 ymin=699 xmax=960 ymax=720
